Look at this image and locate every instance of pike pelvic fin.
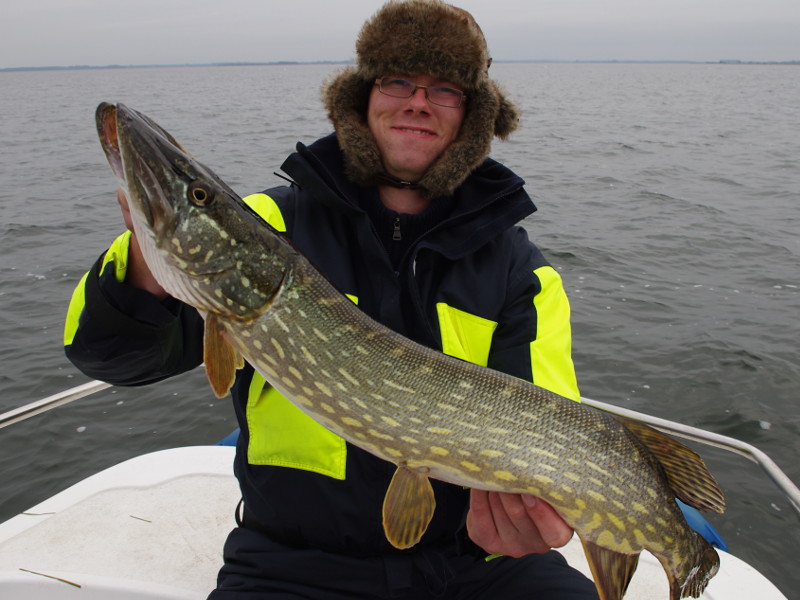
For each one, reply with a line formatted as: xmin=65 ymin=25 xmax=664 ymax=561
xmin=579 ymin=537 xmax=640 ymax=600
xmin=615 ymin=416 xmax=726 ymax=514
xmin=203 ymin=313 xmax=244 ymax=398
xmin=382 ymin=465 xmax=436 ymax=549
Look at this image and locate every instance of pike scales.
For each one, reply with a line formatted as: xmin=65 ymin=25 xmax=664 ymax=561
xmin=96 ymin=102 xmax=726 ymax=600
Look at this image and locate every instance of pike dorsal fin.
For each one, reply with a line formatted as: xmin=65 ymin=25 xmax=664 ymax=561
xmin=203 ymin=313 xmax=243 ymax=398
xmin=579 ymin=537 xmax=640 ymax=600
xmin=382 ymin=465 xmax=436 ymax=549
xmin=616 ymin=416 xmax=726 ymax=513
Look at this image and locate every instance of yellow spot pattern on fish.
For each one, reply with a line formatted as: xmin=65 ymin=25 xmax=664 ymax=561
xmin=314 ymin=382 xmax=333 ymax=397
xmin=587 ymin=490 xmax=607 ymax=503
xmin=382 ymin=379 xmax=416 ymax=393
xmin=300 ymin=346 xmax=318 ymax=366
xmin=427 ymin=427 xmax=452 ymax=435
xmin=480 ymin=449 xmax=504 ymax=458
xmin=270 ymin=338 xmax=285 ymax=359
xmin=606 ymin=512 xmax=626 ymax=531
xmin=338 ymin=367 xmax=360 ymax=386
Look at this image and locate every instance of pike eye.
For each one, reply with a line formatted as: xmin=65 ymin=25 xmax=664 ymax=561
xmin=188 ymin=183 xmax=213 ymax=206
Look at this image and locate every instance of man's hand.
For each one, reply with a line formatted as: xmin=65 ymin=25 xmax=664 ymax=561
xmin=466 ymin=490 xmax=573 ymax=557
xmin=117 ymin=187 xmax=135 ymax=232
xmin=117 ymin=188 xmax=169 ymax=299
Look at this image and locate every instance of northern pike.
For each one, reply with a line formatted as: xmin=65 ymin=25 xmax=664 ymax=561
xmin=95 ymin=102 xmax=725 ymax=600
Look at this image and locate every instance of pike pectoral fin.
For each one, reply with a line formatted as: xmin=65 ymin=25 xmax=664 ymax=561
xmin=203 ymin=314 xmax=243 ymax=398
xmin=615 ymin=416 xmax=726 ymax=513
xmin=580 ymin=538 xmax=640 ymax=600
xmin=382 ymin=465 xmax=436 ymax=549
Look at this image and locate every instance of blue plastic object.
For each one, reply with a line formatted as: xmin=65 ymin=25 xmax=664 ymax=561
xmin=676 ymin=499 xmax=728 ymax=551
xmin=217 ymin=428 xmax=240 ymax=447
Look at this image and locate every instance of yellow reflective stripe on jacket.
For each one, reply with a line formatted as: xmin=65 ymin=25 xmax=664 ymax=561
xmin=530 ymin=266 xmax=580 ymax=401
xmin=245 ymin=297 xmax=359 ymax=478
xmin=241 ymin=188 xmax=351 ymax=476
xmin=243 ymin=193 xmax=287 ymax=232
xmin=436 ymin=303 xmax=498 ymax=366
xmin=63 ymin=231 xmax=132 ymax=346
xmin=246 ymin=371 xmax=347 ymax=479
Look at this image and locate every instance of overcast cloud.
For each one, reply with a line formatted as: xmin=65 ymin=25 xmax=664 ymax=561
xmin=3 ymin=0 xmax=799 ymax=69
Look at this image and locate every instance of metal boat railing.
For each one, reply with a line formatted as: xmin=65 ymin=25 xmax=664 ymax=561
xmin=1 ymin=379 xmax=798 ymax=515
xmin=0 ymin=380 xmax=111 ymax=430
xmin=580 ymin=396 xmax=800 ymax=516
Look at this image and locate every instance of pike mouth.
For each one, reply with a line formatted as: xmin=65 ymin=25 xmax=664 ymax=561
xmin=96 ymin=103 xmax=124 ymax=181
xmin=95 ymin=102 xmax=164 ymax=230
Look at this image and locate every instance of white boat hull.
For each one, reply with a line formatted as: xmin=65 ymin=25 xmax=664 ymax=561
xmin=0 ymin=447 xmax=787 ymax=599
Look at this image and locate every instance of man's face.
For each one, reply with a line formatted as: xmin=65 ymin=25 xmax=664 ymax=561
xmin=367 ymin=74 xmax=466 ymax=184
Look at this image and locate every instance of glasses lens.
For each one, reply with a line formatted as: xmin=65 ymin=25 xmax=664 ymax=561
xmin=377 ymin=78 xmax=464 ymax=108
xmin=427 ymin=86 xmax=463 ymax=108
xmin=379 ymin=78 xmax=416 ymax=98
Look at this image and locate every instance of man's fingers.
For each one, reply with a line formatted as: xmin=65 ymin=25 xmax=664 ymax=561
xmin=116 ymin=188 xmax=134 ymax=232
xmin=521 ymin=495 xmax=573 ymax=549
xmin=468 ymin=490 xmax=553 ymax=557
xmin=467 ymin=489 xmax=496 ymax=542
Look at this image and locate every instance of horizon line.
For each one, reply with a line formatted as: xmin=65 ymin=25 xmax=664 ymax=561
xmin=2 ymin=58 xmax=799 ymax=73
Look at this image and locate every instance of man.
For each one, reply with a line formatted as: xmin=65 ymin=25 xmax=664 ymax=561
xmin=65 ymin=1 xmax=599 ymax=598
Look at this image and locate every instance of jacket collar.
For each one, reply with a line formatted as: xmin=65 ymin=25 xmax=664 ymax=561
xmin=281 ymin=133 xmax=537 ymax=257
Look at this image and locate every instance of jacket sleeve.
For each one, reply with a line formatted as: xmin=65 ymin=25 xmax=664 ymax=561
xmin=487 ymin=228 xmax=580 ymax=401
xmin=63 ymin=231 xmax=204 ymax=386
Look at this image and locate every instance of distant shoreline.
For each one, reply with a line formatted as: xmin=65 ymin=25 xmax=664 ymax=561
xmin=2 ymin=59 xmax=798 ymax=73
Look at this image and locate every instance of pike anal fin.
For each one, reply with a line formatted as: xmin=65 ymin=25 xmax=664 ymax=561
xmin=203 ymin=313 xmax=243 ymax=398
xmin=580 ymin=538 xmax=640 ymax=600
xmin=382 ymin=465 xmax=436 ymax=549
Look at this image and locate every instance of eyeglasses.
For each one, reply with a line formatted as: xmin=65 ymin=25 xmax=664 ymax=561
xmin=374 ymin=77 xmax=466 ymax=108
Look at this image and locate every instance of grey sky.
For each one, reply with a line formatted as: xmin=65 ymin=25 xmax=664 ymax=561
xmin=3 ymin=0 xmax=799 ymax=69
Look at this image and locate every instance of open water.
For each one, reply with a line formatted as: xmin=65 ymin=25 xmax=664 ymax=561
xmin=0 ymin=63 xmax=798 ymax=596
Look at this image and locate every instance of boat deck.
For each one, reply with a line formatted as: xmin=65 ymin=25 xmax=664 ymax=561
xmin=0 ymin=446 xmax=787 ymax=599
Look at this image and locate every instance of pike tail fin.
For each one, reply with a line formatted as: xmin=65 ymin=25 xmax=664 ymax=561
xmin=661 ymin=533 xmax=720 ymax=599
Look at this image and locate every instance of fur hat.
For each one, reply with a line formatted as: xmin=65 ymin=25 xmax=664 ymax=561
xmin=322 ymin=0 xmax=520 ymax=198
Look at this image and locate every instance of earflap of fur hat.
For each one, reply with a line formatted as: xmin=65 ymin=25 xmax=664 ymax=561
xmin=416 ymin=79 xmax=497 ymax=196
xmin=322 ymin=68 xmax=386 ymax=189
xmin=491 ymin=80 xmax=520 ymax=140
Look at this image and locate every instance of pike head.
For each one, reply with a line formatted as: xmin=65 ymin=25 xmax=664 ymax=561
xmin=95 ymin=102 xmax=293 ymax=396
xmin=95 ymin=102 xmax=287 ymax=321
